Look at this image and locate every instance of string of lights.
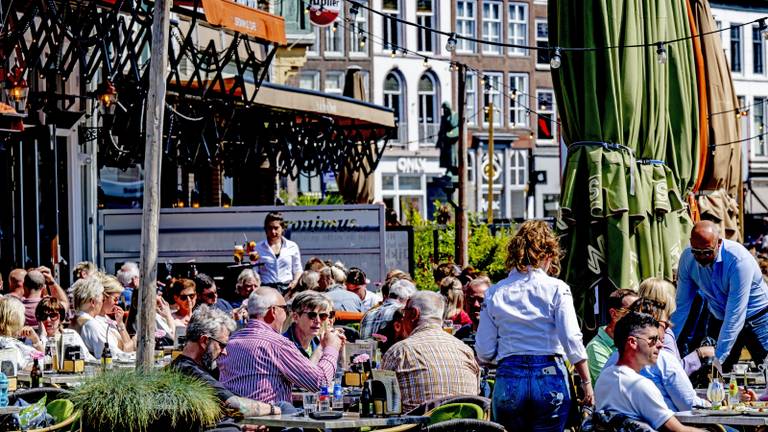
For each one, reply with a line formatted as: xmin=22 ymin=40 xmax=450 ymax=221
xmin=304 ymin=0 xmax=767 ymax=147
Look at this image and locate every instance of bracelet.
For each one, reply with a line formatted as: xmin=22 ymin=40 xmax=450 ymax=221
xmin=580 ymin=380 xmax=592 ymax=386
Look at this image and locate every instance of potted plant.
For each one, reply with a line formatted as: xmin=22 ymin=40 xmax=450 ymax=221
xmin=68 ymin=368 xmax=221 ymax=432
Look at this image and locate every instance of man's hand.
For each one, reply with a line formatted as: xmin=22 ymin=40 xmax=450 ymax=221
xmin=581 ymin=382 xmax=594 ymax=407
xmin=37 ymin=267 xmax=55 ymax=286
xmin=697 ymin=346 xmax=715 ymax=360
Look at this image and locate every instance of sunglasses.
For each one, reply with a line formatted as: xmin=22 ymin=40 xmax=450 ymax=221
xmin=209 ymin=336 xmax=227 ymax=350
xmin=178 ymin=294 xmax=197 ymax=301
xmin=691 ymin=246 xmax=717 ymax=257
xmin=300 ymin=311 xmax=331 ymax=321
xmin=633 ymin=334 xmax=661 ymax=346
xmin=36 ymin=312 xmax=61 ymax=321
xmin=202 ymin=291 xmax=218 ymax=299
xmin=272 ymin=304 xmax=288 ymax=311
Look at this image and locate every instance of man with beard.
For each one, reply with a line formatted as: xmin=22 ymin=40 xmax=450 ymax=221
xmin=595 ymin=312 xmax=705 ymax=432
xmin=170 ymin=305 xmax=279 ymax=431
xmin=671 ymin=220 xmax=768 ymax=373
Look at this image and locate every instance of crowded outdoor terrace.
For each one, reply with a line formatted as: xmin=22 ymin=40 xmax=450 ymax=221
xmin=1 ymin=212 xmax=768 ymax=432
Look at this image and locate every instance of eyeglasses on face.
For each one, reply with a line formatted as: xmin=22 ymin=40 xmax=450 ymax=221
xmin=208 ymin=336 xmax=227 ymax=350
xmin=271 ymin=304 xmax=288 ymax=312
xmin=202 ymin=290 xmax=218 ymax=299
xmin=691 ymin=246 xmax=717 ymax=257
xmin=103 ymin=294 xmax=121 ymax=302
xmin=36 ymin=312 xmax=61 ymax=321
xmin=178 ymin=293 xmax=197 ymax=301
xmin=633 ymin=334 xmax=661 ymax=346
xmin=300 ymin=311 xmax=331 ymax=321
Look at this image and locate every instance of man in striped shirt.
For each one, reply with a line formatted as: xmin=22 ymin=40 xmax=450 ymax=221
xmin=382 ymin=291 xmax=480 ymax=412
xmin=219 ymin=287 xmax=343 ymax=403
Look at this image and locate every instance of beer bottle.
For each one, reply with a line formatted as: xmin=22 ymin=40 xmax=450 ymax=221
xmin=360 ymin=381 xmax=371 ymax=417
xmin=30 ymin=357 xmax=42 ymax=388
xmin=101 ymin=341 xmax=113 ymax=371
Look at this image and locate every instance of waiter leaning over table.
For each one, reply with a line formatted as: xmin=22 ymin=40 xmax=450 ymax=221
xmin=255 ymin=212 xmax=302 ymax=295
xmin=671 ymin=220 xmax=768 ymax=373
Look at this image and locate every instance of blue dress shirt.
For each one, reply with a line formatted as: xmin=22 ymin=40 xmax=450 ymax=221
xmin=671 ymin=239 xmax=768 ymax=363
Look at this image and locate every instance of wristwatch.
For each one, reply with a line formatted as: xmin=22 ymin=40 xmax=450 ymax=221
xmin=269 ymin=404 xmax=276 ymax=415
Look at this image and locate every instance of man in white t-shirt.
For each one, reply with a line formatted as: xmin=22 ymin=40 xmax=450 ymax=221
xmin=595 ymin=312 xmax=705 ymax=432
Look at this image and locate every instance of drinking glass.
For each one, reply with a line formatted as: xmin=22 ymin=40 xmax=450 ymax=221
xmin=443 ymin=320 xmax=455 ymax=335
xmin=302 ymin=393 xmax=317 ymax=416
xmin=707 ymin=378 xmax=726 ymax=408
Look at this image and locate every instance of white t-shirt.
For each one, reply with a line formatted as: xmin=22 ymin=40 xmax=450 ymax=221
xmin=595 ymin=365 xmax=675 ymax=430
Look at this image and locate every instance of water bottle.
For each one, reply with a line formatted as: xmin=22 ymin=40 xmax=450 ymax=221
xmin=0 ymin=372 xmax=8 ymax=407
xmin=332 ymin=382 xmax=344 ymax=409
xmin=317 ymin=384 xmax=331 ymax=412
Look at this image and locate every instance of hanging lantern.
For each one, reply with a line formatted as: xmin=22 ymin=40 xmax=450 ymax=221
xmin=97 ymin=80 xmax=118 ymax=108
xmin=5 ymin=64 xmax=28 ymax=106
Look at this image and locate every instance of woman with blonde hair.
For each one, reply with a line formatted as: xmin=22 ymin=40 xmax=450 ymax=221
xmin=439 ymin=277 xmax=472 ymax=326
xmin=638 ymin=277 xmax=714 ymax=375
xmin=0 ymin=296 xmax=41 ymax=372
xmin=476 ymin=220 xmax=592 ymax=431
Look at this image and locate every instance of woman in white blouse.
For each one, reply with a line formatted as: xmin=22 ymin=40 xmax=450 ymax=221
xmin=476 ymin=220 xmax=592 ymax=432
xmin=0 ymin=296 xmax=40 ymax=373
xmin=255 ymin=212 xmax=302 ymax=294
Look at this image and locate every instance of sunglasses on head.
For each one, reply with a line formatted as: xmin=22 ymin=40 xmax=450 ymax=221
xmin=300 ymin=311 xmax=331 ymax=321
xmin=178 ymin=294 xmax=197 ymax=301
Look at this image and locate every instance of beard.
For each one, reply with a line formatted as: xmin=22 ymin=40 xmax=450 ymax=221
xmin=201 ymin=343 xmax=218 ymax=371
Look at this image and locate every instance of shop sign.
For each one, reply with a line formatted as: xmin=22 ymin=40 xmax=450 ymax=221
xmin=397 ymin=157 xmax=427 ymax=174
xmin=307 ymin=0 xmax=342 ymax=27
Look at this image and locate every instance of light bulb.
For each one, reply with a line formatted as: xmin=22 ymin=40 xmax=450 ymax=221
xmin=350 ymin=4 xmax=359 ymax=19
xmin=656 ymin=42 xmax=668 ymax=64
xmin=511 ymin=89 xmax=517 ymax=100
xmin=390 ymin=49 xmax=397 ymax=58
xmin=332 ymin=22 xmax=338 ymax=32
xmin=446 ymin=33 xmax=457 ymax=52
xmin=423 ymin=57 xmax=429 ymax=68
xmin=550 ymin=47 xmax=562 ymax=69
xmin=359 ymin=36 xmax=367 ymax=48
xmin=315 ymin=6 xmax=323 ymax=16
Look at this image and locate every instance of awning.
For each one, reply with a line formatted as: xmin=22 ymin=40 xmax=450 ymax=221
xmin=200 ymin=0 xmax=286 ymax=45
xmin=253 ymin=83 xmax=396 ymax=129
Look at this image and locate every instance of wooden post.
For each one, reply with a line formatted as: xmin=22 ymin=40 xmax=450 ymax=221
xmin=137 ymin=0 xmax=171 ymax=372
xmin=486 ymin=103 xmax=494 ymax=225
xmin=455 ymin=65 xmax=468 ymax=267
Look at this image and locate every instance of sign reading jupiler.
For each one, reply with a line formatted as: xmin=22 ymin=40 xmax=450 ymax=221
xmin=307 ymin=0 xmax=342 ymax=26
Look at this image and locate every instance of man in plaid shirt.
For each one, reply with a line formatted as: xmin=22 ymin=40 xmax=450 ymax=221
xmin=359 ymin=279 xmax=416 ymax=340
xmin=382 ymin=291 xmax=480 ymax=411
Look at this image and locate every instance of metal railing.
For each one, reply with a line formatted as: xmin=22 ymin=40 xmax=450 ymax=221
xmin=390 ymin=123 xmax=408 ymax=147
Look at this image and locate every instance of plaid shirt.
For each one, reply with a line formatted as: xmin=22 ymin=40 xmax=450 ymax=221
xmin=218 ymin=319 xmax=338 ymax=403
xmin=359 ymin=299 xmax=401 ymax=340
xmin=382 ymin=322 xmax=480 ymax=412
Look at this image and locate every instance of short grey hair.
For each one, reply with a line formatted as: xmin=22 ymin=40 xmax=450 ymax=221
xmin=389 ymin=279 xmax=417 ymax=301
xmin=298 ymin=271 xmax=320 ymax=291
xmin=247 ymin=287 xmax=283 ymax=318
xmin=116 ymin=262 xmax=139 ymax=286
xmin=291 ymin=291 xmax=332 ymax=313
xmin=237 ymin=268 xmax=261 ymax=288
xmin=330 ymin=266 xmax=346 ymax=284
xmin=72 ymin=277 xmax=105 ymax=311
xmin=186 ymin=305 xmax=236 ymax=342
xmin=410 ymin=291 xmax=445 ymax=324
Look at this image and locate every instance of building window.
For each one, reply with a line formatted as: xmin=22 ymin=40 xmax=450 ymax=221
xmin=382 ymin=0 xmax=402 ymax=51
xmin=382 ymin=175 xmax=426 ymax=220
xmin=482 ymin=1 xmax=502 ymax=55
xmin=508 ymin=73 xmax=528 ymax=127
xmin=306 ymin=26 xmax=320 ymax=56
xmin=418 ymin=72 xmax=439 ymax=145
xmin=350 ymin=1 xmax=369 ymax=55
xmin=510 ymin=150 xmax=527 ymax=186
xmin=508 ymin=3 xmax=527 ymax=56
xmin=731 ymin=25 xmax=742 ymax=73
xmin=416 ymin=0 xmax=435 ymax=53
xmin=466 ymin=72 xmax=477 ymax=126
xmin=543 ymin=193 xmax=560 ymax=218
xmin=324 ymin=10 xmax=344 ymax=56
xmin=536 ymin=20 xmax=549 ymax=67
xmin=482 ymin=72 xmax=503 ymax=128
xmin=754 ymin=25 xmax=765 ymax=75
xmin=755 ymin=97 xmax=767 ymax=157
xmin=456 ymin=0 xmax=476 ymax=53
xmin=325 ymin=71 xmax=345 ymax=95
xmin=298 ymin=71 xmax=320 ymax=91
xmin=536 ymin=89 xmax=556 ymax=141
xmin=384 ymin=71 xmax=406 ymax=144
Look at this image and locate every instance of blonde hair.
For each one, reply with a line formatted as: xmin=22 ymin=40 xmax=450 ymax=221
xmin=638 ymin=277 xmax=676 ymax=317
xmin=506 ymin=220 xmax=561 ymax=276
xmin=96 ymin=272 xmax=124 ymax=295
xmin=439 ymin=276 xmax=464 ymax=320
xmin=0 ymin=296 xmax=26 ymax=337
xmin=72 ymin=277 xmax=105 ymax=311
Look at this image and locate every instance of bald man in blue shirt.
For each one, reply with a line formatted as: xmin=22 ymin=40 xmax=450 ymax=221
xmin=671 ymin=221 xmax=768 ymax=373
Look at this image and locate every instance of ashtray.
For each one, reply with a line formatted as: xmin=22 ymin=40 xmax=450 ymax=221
xmin=309 ymin=411 xmax=343 ymax=420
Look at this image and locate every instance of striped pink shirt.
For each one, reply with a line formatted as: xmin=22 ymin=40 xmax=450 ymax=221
xmin=219 ymin=319 xmax=339 ymax=403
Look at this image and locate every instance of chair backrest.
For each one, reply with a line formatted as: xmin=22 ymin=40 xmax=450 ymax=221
xmin=427 ymin=403 xmax=485 ymax=425
xmin=408 ymin=395 xmax=492 ymax=419
xmin=425 ymin=419 xmax=507 ymax=432
xmin=337 ymin=325 xmax=360 ymax=343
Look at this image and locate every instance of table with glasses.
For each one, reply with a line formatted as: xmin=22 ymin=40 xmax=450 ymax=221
xmin=677 ymin=411 xmax=768 ymax=427
xmin=239 ymin=412 xmax=429 ymax=430
xmin=16 ymin=372 xmax=90 ymax=387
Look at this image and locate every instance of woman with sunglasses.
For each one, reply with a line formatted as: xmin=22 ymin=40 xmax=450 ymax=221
xmin=476 ymin=220 xmax=592 ymax=432
xmin=35 ymin=297 xmax=96 ymax=362
xmin=171 ymin=278 xmax=197 ymax=328
xmin=283 ymin=291 xmax=334 ymax=359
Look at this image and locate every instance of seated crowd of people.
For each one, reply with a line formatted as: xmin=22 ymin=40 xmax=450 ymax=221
xmin=1 ymin=219 xmax=764 ymax=432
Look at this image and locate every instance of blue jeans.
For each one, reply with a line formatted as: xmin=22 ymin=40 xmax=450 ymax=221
xmin=718 ymin=308 xmax=768 ymax=372
xmin=492 ymin=355 xmax=572 ymax=432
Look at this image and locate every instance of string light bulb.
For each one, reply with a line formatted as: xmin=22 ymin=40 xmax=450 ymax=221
xmin=656 ymin=42 xmax=668 ymax=64
xmin=315 ymin=6 xmax=323 ymax=16
xmin=759 ymin=19 xmax=768 ymax=40
xmin=449 ymin=62 xmax=458 ymax=72
xmin=332 ymin=22 xmax=338 ymax=32
xmin=350 ymin=3 xmax=359 ymax=19
xmin=529 ymin=131 xmax=535 ymax=140
xmin=305 ymin=5 xmax=310 ymax=14
xmin=390 ymin=49 xmax=397 ymax=58
xmin=483 ymin=75 xmax=491 ymax=93
xmin=549 ymin=47 xmax=562 ymax=69
xmin=511 ymin=89 xmax=518 ymax=100
xmin=423 ymin=57 xmax=430 ymax=68
xmin=359 ymin=34 xmax=367 ymax=49
xmin=446 ymin=33 xmax=457 ymax=52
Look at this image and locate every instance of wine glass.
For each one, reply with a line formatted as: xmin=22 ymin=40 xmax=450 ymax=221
xmin=707 ymin=377 xmax=726 ymax=409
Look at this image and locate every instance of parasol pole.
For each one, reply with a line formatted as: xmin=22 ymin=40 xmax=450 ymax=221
xmin=456 ymin=64 xmax=468 ymax=267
